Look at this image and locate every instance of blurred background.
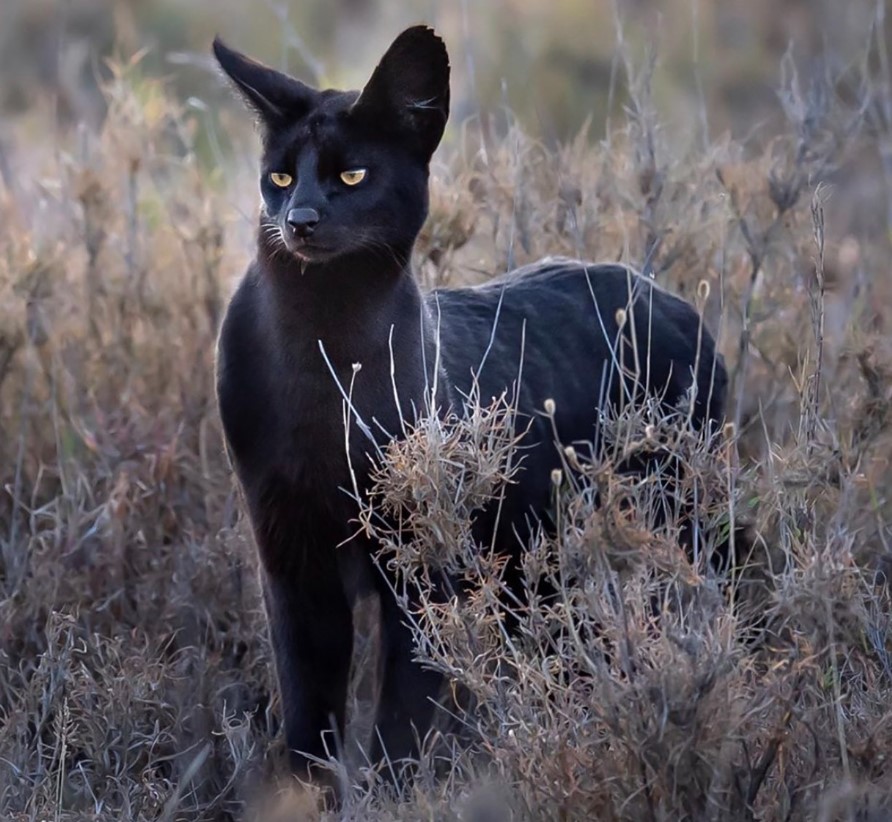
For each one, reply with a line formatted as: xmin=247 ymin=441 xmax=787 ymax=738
xmin=3 ymin=3 xmax=892 ymax=819
xmin=1 ymin=0 xmax=885 ymax=148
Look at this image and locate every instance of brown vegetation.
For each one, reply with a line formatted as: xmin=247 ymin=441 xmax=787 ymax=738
xmin=2 ymin=10 xmax=892 ymax=821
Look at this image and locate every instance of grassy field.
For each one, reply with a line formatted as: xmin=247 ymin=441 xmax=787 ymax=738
xmin=2 ymin=2 xmax=892 ymax=820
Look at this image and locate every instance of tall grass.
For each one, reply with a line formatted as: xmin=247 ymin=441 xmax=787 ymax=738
xmin=1 ymin=24 xmax=891 ymax=822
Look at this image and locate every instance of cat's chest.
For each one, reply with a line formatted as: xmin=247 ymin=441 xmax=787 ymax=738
xmin=216 ymin=275 xmax=431 ymax=492
xmin=225 ymin=365 xmax=350 ymax=477
xmin=222 ymin=342 xmax=392 ymax=489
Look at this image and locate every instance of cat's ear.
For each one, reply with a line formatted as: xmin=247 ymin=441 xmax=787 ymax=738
xmin=212 ymin=37 xmax=317 ymax=125
xmin=351 ymin=26 xmax=450 ymax=158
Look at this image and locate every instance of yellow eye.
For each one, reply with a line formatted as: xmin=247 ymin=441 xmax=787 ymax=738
xmin=269 ymin=172 xmax=293 ymax=188
xmin=340 ymin=168 xmax=367 ymax=186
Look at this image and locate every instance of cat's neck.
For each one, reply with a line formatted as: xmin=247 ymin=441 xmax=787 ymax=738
xmin=254 ymin=240 xmax=449 ymax=424
xmin=257 ymin=242 xmax=427 ymax=363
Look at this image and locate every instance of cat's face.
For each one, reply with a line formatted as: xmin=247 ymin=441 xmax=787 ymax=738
xmin=213 ymin=27 xmax=450 ymax=266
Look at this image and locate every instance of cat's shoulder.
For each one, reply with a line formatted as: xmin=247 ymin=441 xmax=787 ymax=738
xmin=215 ymin=263 xmax=268 ymax=396
xmin=218 ymin=264 xmax=263 ymax=345
xmin=215 ymin=264 xmax=272 ymax=464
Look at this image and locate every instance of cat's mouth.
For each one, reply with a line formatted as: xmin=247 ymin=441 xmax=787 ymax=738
xmin=284 ymin=236 xmax=336 ymax=263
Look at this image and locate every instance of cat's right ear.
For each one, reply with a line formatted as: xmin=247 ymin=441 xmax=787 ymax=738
xmin=212 ymin=37 xmax=316 ymax=125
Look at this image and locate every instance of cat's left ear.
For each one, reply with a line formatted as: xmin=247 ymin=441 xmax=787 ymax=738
xmin=351 ymin=26 xmax=450 ymax=159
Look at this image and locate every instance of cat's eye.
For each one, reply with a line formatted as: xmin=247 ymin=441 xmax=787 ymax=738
xmin=269 ymin=172 xmax=293 ymax=188
xmin=340 ymin=168 xmax=367 ymax=186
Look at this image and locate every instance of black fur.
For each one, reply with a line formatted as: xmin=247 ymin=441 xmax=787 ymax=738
xmin=212 ymin=26 xmax=727 ymax=786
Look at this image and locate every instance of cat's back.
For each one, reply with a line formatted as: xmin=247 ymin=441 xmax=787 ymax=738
xmin=430 ymin=256 xmax=725 ymax=430
xmin=433 ymin=256 xmax=703 ymax=334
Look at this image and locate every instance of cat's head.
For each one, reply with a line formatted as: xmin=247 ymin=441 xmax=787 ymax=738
xmin=213 ymin=26 xmax=450 ymax=266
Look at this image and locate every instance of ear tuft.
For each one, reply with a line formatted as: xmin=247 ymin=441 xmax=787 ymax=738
xmin=212 ymin=36 xmax=317 ymax=125
xmin=352 ymin=26 xmax=450 ymax=158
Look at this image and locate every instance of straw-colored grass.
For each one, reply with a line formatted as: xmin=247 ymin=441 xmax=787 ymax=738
xmin=1 ymin=21 xmax=892 ymax=821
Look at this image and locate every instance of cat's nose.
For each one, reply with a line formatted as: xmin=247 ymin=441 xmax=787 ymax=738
xmin=286 ymin=208 xmax=320 ymax=238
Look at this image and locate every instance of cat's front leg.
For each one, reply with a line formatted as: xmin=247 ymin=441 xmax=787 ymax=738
xmin=261 ymin=567 xmax=354 ymax=783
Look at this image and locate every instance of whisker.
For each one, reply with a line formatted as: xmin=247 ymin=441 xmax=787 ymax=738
xmin=256 ymin=219 xmax=296 ymax=264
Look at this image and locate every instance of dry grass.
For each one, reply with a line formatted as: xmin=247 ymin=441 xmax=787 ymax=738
xmin=2 ymin=21 xmax=892 ymax=822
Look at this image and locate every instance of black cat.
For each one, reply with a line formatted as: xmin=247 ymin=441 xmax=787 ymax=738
xmin=212 ymin=25 xmax=727 ymax=787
